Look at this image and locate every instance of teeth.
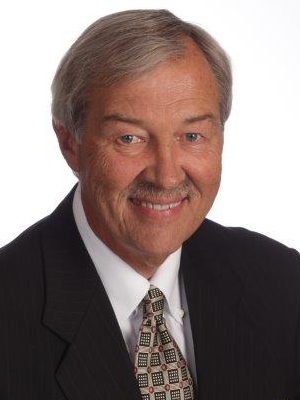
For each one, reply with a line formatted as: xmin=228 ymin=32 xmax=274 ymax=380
xmin=153 ymin=204 xmax=169 ymax=211
xmin=169 ymin=202 xmax=181 ymax=208
xmin=132 ymin=198 xmax=182 ymax=210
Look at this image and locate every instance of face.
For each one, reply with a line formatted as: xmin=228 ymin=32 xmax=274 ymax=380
xmin=67 ymin=40 xmax=223 ymax=273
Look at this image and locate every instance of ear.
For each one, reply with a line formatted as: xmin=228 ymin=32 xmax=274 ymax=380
xmin=52 ymin=119 xmax=80 ymax=173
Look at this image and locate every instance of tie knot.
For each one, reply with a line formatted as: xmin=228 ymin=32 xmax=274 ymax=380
xmin=143 ymin=285 xmax=165 ymax=321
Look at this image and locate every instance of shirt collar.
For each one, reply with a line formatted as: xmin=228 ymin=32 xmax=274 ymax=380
xmin=72 ymin=183 xmax=183 ymax=325
xmin=149 ymin=249 xmax=182 ymax=324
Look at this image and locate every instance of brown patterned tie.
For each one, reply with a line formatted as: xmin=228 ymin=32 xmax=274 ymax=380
xmin=134 ymin=285 xmax=195 ymax=400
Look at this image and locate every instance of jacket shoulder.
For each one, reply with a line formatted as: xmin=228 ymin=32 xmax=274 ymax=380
xmin=0 ymin=220 xmax=50 ymax=356
xmin=0 ymin=217 xmax=47 ymax=297
xmin=0 ymin=217 xmax=45 ymax=263
xmin=200 ymin=218 xmax=300 ymax=281
xmin=203 ymin=218 xmax=299 ymax=258
xmin=0 ymin=185 xmax=76 ymax=277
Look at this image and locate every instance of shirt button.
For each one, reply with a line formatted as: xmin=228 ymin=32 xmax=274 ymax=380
xmin=177 ymin=309 xmax=185 ymax=319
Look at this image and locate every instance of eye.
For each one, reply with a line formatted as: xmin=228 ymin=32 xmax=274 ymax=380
xmin=118 ymin=134 xmax=141 ymax=144
xmin=185 ymin=132 xmax=201 ymax=142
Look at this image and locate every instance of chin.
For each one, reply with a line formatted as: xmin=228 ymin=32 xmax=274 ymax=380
xmin=135 ymin=236 xmax=183 ymax=260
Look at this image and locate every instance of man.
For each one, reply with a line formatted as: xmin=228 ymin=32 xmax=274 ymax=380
xmin=0 ymin=8 xmax=299 ymax=400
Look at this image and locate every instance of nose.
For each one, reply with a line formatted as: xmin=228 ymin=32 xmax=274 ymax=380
xmin=141 ymin=141 xmax=185 ymax=190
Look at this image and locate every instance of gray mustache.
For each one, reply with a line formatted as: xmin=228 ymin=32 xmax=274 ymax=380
xmin=128 ymin=179 xmax=192 ymax=199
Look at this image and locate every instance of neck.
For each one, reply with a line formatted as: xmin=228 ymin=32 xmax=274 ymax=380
xmin=94 ymin=229 xmax=169 ymax=279
xmin=85 ymin=215 xmax=169 ymax=280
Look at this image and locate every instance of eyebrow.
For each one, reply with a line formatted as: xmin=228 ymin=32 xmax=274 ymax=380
xmin=101 ymin=113 xmax=143 ymax=125
xmin=101 ymin=112 xmax=215 ymax=126
xmin=184 ymin=113 xmax=215 ymax=123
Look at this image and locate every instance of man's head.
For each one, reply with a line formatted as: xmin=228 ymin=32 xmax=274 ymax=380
xmin=52 ymin=9 xmax=232 ymax=276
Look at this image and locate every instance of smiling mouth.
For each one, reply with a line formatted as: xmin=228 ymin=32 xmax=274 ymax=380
xmin=130 ymin=197 xmax=188 ymax=211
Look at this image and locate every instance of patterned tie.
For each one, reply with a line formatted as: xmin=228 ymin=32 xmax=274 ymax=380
xmin=134 ymin=285 xmax=195 ymax=400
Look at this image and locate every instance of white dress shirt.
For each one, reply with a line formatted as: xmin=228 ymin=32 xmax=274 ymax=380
xmin=72 ymin=183 xmax=197 ymax=382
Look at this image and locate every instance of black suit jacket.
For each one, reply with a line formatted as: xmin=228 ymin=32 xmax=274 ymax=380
xmin=0 ymin=185 xmax=300 ymax=400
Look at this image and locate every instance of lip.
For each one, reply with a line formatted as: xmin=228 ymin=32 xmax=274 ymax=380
xmin=129 ymin=197 xmax=188 ymax=221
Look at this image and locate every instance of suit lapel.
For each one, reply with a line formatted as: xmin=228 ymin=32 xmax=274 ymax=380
xmin=181 ymin=220 xmax=244 ymax=399
xmin=181 ymin=219 xmax=286 ymax=399
xmin=41 ymin=185 xmax=141 ymax=400
xmin=54 ymin=280 xmax=142 ymax=400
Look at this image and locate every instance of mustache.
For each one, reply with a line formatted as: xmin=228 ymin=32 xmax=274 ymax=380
xmin=127 ymin=178 xmax=192 ymax=200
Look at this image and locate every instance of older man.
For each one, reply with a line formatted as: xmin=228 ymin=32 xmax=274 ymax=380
xmin=0 ymin=9 xmax=299 ymax=400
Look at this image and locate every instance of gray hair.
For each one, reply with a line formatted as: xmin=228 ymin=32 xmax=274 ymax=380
xmin=51 ymin=9 xmax=232 ymax=142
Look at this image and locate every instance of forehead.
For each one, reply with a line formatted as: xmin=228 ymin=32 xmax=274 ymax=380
xmin=88 ymin=39 xmax=220 ymax=122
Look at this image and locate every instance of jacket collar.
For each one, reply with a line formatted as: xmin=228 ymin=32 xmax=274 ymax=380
xmin=41 ymin=185 xmax=142 ymax=400
xmin=41 ymin=184 xmax=98 ymax=343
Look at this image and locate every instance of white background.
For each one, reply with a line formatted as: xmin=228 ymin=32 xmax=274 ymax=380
xmin=0 ymin=0 xmax=299 ymax=250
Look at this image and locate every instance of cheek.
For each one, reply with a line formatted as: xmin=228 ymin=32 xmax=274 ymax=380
xmin=188 ymin=151 xmax=222 ymax=190
xmin=108 ymin=156 xmax=145 ymax=188
xmin=81 ymin=143 xmax=145 ymax=192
